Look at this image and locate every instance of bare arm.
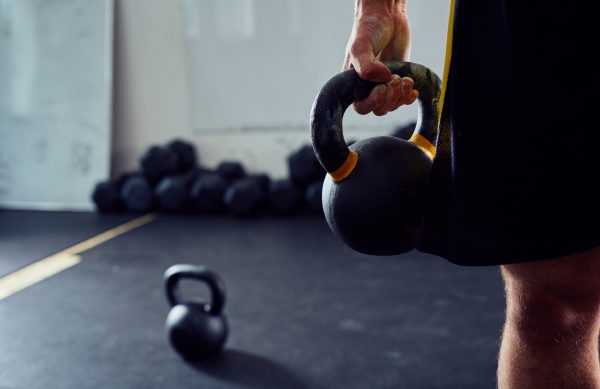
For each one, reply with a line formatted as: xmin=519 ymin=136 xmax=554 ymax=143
xmin=342 ymin=0 xmax=417 ymax=116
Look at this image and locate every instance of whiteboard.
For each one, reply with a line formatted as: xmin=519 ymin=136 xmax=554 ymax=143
xmin=181 ymin=0 xmax=450 ymax=133
xmin=0 ymin=0 xmax=114 ymax=211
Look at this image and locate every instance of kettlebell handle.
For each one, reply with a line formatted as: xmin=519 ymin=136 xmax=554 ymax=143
xmin=310 ymin=61 xmax=442 ymax=179
xmin=163 ymin=264 xmax=226 ymax=315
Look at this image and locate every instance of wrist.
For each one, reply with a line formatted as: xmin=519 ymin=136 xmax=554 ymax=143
xmin=394 ymin=0 xmax=408 ymax=14
xmin=355 ymin=0 xmax=395 ymax=17
xmin=355 ymin=0 xmax=408 ymax=18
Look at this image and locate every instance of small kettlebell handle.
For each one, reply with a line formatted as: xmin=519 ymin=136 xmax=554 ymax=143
xmin=163 ymin=264 xmax=226 ymax=315
xmin=310 ymin=61 xmax=442 ymax=176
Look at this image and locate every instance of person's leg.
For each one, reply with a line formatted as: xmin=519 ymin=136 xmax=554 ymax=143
xmin=498 ymin=246 xmax=600 ymax=389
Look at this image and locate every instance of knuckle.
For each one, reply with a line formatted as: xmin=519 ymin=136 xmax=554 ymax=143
xmin=353 ymin=102 xmax=371 ymax=115
xmin=390 ymin=85 xmax=403 ymax=99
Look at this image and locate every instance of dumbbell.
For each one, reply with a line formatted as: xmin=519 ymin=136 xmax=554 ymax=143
xmin=120 ymin=174 xmax=153 ymax=213
xmin=216 ymin=161 xmax=246 ymax=183
xmin=167 ymin=139 xmax=198 ymax=173
xmin=391 ymin=121 xmax=417 ymax=140
xmin=311 ymin=61 xmax=441 ymax=255
xmin=154 ymin=169 xmax=201 ymax=212
xmin=268 ymin=179 xmax=301 ymax=215
xmin=164 ymin=264 xmax=228 ymax=360
xmin=140 ymin=146 xmax=179 ymax=186
xmin=250 ymin=173 xmax=271 ymax=194
xmin=223 ymin=175 xmax=269 ymax=217
xmin=304 ymin=181 xmax=324 ymax=215
xmin=91 ymin=180 xmax=121 ymax=213
xmin=92 ymin=172 xmax=143 ymax=213
xmin=287 ymin=145 xmax=325 ymax=189
xmin=189 ymin=172 xmax=228 ymax=214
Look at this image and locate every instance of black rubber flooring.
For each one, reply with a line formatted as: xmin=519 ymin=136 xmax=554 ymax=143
xmin=0 ymin=213 xmax=505 ymax=389
xmin=0 ymin=210 xmax=133 ymax=276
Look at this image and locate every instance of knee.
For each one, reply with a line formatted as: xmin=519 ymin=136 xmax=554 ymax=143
xmin=502 ymin=248 xmax=600 ymax=347
xmin=505 ymin=288 xmax=600 ymax=347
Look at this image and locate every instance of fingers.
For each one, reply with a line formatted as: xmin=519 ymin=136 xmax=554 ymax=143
xmin=391 ymin=77 xmax=418 ymax=109
xmin=354 ymin=84 xmax=387 ymax=115
xmin=353 ymin=75 xmax=418 ymax=116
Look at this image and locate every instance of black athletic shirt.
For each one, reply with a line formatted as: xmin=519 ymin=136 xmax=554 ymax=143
xmin=416 ymin=0 xmax=599 ymax=265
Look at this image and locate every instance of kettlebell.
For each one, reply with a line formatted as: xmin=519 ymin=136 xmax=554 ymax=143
xmin=310 ymin=62 xmax=441 ymax=255
xmin=164 ymin=264 xmax=228 ymax=360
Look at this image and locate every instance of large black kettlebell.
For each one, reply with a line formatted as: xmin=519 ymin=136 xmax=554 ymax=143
xmin=310 ymin=62 xmax=441 ymax=255
xmin=164 ymin=264 xmax=228 ymax=360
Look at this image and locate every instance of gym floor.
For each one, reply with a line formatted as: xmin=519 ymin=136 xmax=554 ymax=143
xmin=0 ymin=210 xmax=505 ymax=389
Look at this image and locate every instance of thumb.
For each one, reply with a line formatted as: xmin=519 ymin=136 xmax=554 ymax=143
xmin=350 ymin=40 xmax=392 ymax=82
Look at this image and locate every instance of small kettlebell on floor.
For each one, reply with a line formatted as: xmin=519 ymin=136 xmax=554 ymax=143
xmin=164 ymin=264 xmax=228 ymax=360
xmin=310 ymin=62 xmax=441 ymax=255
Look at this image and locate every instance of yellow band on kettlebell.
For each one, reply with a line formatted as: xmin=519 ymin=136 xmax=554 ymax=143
xmin=409 ymin=134 xmax=436 ymax=160
xmin=329 ymin=150 xmax=359 ymax=182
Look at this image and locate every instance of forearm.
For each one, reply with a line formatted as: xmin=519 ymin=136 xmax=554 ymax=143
xmin=354 ymin=0 xmax=408 ymax=16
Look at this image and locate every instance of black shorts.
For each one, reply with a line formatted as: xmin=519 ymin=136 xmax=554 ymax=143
xmin=416 ymin=0 xmax=599 ymax=265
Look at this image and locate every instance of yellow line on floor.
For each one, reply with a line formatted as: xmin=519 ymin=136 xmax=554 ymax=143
xmin=61 ymin=213 xmax=156 ymax=255
xmin=0 ymin=213 xmax=156 ymax=301
xmin=0 ymin=253 xmax=82 ymax=300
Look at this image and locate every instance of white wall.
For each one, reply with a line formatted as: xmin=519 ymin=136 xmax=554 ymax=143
xmin=0 ymin=0 xmax=113 ymax=211
xmin=112 ymin=0 xmax=450 ymax=179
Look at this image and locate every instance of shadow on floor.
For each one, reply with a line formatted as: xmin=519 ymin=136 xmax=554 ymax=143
xmin=189 ymin=349 xmax=309 ymax=389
